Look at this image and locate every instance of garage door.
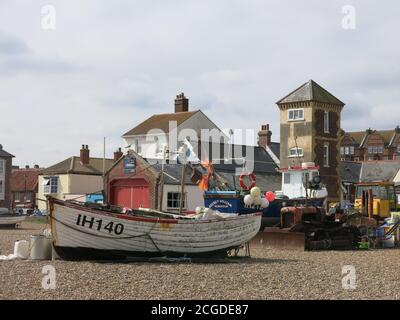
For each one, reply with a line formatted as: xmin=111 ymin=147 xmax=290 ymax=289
xmin=110 ymin=178 xmax=150 ymax=209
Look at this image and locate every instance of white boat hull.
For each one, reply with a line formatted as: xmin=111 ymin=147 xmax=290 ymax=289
xmin=49 ymin=199 xmax=262 ymax=260
xmin=0 ymin=215 xmax=26 ymax=226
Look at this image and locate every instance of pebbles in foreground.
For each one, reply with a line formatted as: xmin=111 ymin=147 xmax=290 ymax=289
xmin=1 ymin=222 xmax=399 ymax=300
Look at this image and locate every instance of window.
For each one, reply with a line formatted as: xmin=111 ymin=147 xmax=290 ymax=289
xmin=0 ymin=160 xmax=4 ymax=174
xmin=43 ymin=177 xmax=58 ymax=194
xmin=283 ymin=173 xmax=291 ymax=184
xmin=368 ymin=145 xmax=383 ymax=154
xmin=324 ymin=111 xmax=329 ymax=133
xmin=167 ymin=192 xmax=186 ymax=209
xmin=323 ymin=145 xmax=329 ymax=167
xmin=24 ymin=192 xmax=32 ymax=202
xmin=397 ymin=145 xmax=400 ymax=155
xmin=288 ymin=109 xmax=304 ymax=121
xmin=289 ymin=147 xmax=303 ymax=157
xmin=340 ymin=147 xmax=345 ymax=155
xmin=350 ymin=146 xmax=355 ymax=155
xmin=14 ymin=191 xmax=20 ymax=202
xmin=0 ymin=180 xmax=3 ymax=194
xmin=345 ymin=146 xmax=350 ymax=155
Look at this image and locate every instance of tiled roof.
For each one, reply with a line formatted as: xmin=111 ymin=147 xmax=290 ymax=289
xmin=10 ymin=169 xmax=41 ymax=192
xmin=345 ymin=131 xmax=366 ymax=145
xmin=122 ymin=111 xmax=199 ymax=137
xmin=277 ymin=80 xmax=345 ymax=105
xmin=146 ymin=142 xmax=280 ymax=185
xmin=0 ymin=145 xmax=14 ymax=158
xmin=41 ymin=157 xmax=115 ymax=176
xmin=339 ymin=161 xmax=361 ymax=183
xmin=345 ymin=129 xmax=398 ymax=147
xmin=212 ymin=144 xmax=279 ymax=174
xmin=360 ymin=160 xmax=400 ymax=182
xmin=268 ymin=142 xmax=280 ymax=159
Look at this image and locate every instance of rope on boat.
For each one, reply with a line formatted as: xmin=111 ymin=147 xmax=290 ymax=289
xmin=49 ymin=215 xmax=163 ymax=254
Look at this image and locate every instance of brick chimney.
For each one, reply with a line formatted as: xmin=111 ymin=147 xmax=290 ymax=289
xmin=175 ymin=93 xmax=189 ymax=113
xmin=80 ymin=145 xmax=90 ymax=165
xmin=114 ymin=147 xmax=123 ymax=161
xmin=258 ymin=124 xmax=272 ymax=148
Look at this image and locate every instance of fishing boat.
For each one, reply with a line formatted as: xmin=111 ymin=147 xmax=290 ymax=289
xmin=0 ymin=209 xmax=26 ymax=228
xmin=48 ymin=197 xmax=262 ymax=260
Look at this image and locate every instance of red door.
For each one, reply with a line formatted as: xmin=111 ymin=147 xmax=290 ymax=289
xmin=110 ymin=179 xmax=150 ymax=209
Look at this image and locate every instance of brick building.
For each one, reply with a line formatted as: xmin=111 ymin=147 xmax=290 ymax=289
xmin=0 ymin=144 xmax=14 ymax=210
xmin=10 ymin=165 xmax=41 ymax=209
xmin=340 ymin=127 xmax=400 ymax=161
xmin=276 ymin=80 xmax=345 ymax=202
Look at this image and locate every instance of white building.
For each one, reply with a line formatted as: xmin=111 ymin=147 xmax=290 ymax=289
xmin=122 ymin=93 xmax=228 ymax=160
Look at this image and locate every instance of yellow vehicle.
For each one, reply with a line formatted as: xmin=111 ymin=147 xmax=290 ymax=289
xmin=354 ymin=182 xmax=398 ymax=219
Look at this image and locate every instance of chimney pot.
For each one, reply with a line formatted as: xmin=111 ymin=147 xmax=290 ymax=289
xmin=258 ymin=124 xmax=272 ymax=148
xmin=114 ymin=148 xmax=123 ymax=162
xmin=174 ymin=92 xmax=189 ymax=113
xmin=80 ymin=144 xmax=90 ymax=165
xmin=25 ymin=165 xmax=29 ymax=169
xmin=34 ymin=164 xmax=39 ymax=169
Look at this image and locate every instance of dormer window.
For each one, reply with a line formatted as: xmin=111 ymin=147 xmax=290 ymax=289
xmin=288 ymin=109 xmax=304 ymax=121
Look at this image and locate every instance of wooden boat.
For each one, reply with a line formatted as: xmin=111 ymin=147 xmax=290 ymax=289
xmin=0 ymin=213 xmax=26 ymax=227
xmin=48 ymin=197 xmax=262 ymax=260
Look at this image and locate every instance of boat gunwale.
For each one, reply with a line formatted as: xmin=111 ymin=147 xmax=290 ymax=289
xmin=50 ymin=198 xmax=262 ymax=225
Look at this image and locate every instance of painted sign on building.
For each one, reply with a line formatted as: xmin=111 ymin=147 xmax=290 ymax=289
xmin=124 ymin=156 xmax=136 ymax=174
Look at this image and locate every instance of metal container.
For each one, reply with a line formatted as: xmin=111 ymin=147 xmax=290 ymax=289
xmin=30 ymin=235 xmax=52 ymax=260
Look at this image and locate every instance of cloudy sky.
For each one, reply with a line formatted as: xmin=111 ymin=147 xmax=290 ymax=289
xmin=0 ymin=0 xmax=399 ymax=167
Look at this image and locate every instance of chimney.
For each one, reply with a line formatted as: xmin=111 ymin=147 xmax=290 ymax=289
xmin=114 ymin=147 xmax=123 ymax=162
xmin=174 ymin=92 xmax=189 ymax=113
xmin=80 ymin=144 xmax=90 ymax=165
xmin=34 ymin=164 xmax=39 ymax=169
xmin=258 ymin=124 xmax=272 ymax=148
xmin=25 ymin=165 xmax=30 ymax=169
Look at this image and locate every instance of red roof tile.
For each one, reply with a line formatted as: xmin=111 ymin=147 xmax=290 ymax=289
xmin=10 ymin=169 xmax=41 ymax=192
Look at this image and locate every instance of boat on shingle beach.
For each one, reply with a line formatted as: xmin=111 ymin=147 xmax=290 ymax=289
xmin=0 ymin=209 xmax=26 ymax=228
xmin=48 ymin=197 xmax=261 ymax=260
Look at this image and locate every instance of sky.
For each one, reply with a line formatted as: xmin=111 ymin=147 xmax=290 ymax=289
xmin=0 ymin=0 xmax=399 ymax=167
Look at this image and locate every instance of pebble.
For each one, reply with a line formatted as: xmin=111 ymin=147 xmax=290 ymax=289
xmin=1 ymin=222 xmax=399 ymax=299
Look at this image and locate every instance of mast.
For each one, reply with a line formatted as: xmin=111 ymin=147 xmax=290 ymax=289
xmin=178 ymin=162 xmax=186 ymax=215
xmin=159 ymin=146 xmax=166 ymax=211
xmin=102 ymin=137 xmax=106 ymax=203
